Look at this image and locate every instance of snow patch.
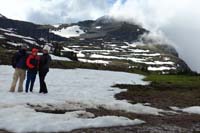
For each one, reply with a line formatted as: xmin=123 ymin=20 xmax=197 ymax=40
xmin=171 ymin=106 xmax=200 ymax=115
xmin=7 ymin=42 xmax=23 ymax=47
xmin=23 ymin=39 xmax=39 ymax=46
xmin=148 ymin=66 xmax=176 ymax=71
xmin=0 ymin=35 xmax=5 ymax=39
xmin=4 ymin=33 xmax=34 ymax=40
xmin=0 ymin=28 xmax=13 ymax=33
xmin=0 ymin=105 xmax=144 ymax=132
xmin=50 ymin=25 xmax=85 ymax=38
xmin=50 ymin=54 xmax=71 ymax=61
xmin=78 ymin=59 xmax=110 ymax=65
xmin=0 ymin=65 xmax=151 ymax=132
xmin=96 ymin=26 xmax=102 ymax=29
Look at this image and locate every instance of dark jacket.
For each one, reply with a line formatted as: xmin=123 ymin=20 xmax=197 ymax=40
xmin=12 ymin=49 xmax=28 ymax=69
xmin=26 ymin=54 xmax=39 ymax=74
xmin=39 ymin=54 xmax=52 ymax=72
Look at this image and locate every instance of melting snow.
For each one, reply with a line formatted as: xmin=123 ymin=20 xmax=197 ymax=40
xmin=4 ymin=33 xmax=34 ymax=40
xmin=50 ymin=54 xmax=71 ymax=61
xmin=148 ymin=66 xmax=176 ymax=71
xmin=171 ymin=106 xmax=200 ymax=115
xmin=0 ymin=35 xmax=5 ymax=39
xmin=50 ymin=25 xmax=85 ymax=38
xmin=96 ymin=26 xmax=102 ymax=29
xmin=78 ymin=59 xmax=110 ymax=64
xmin=7 ymin=42 xmax=23 ymax=47
xmin=23 ymin=39 xmax=39 ymax=46
xmin=0 ymin=65 xmax=167 ymax=132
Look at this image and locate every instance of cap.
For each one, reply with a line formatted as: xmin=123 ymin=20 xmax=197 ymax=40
xmin=43 ymin=45 xmax=51 ymax=53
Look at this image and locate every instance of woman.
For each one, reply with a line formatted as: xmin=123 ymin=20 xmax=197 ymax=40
xmin=39 ymin=45 xmax=51 ymax=94
xmin=25 ymin=48 xmax=39 ymax=93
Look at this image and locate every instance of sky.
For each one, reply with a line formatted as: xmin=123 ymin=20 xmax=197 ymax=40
xmin=0 ymin=0 xmax=200 ymax=72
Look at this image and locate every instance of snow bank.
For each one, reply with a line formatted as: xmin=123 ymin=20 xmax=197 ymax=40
xmin=0 ymin=105 xmax=144 ymax=132
xmin=0 ymin=65 xmax=170 ymax=132
xmin=0 ymin=35 xmax=5 ymax=39
xmin=50 ymin=54 xmax=71 ymax=61
xmin=23 ymin=39 xmax=39 ymax=46
xmin=171 ymin=106 xmax=200 ymax=115
xmin=50 ymin=25 xmax=85 ymax=38
xmin=0 ymin=28 xmax=13 ymax=33
xmin=78 ymin=59 xmax=110 ymax=64
xmin=7 ymin=42 xmax=23 ymax=47
xmin=96 ymin=26 xmax=102 ymax=29
xmin=4 ymin=33 xmax=34 ymax=40
xmin=148 ymin=66 xmax=176 ymax=71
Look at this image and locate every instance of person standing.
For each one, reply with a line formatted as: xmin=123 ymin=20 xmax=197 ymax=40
xmin=10 ymin=45 xmax=28 ymax=92
xmin=39 ymin=45 xmax=51 ymax=94
xmin=25 ymin=48 xmax=39 ymax=93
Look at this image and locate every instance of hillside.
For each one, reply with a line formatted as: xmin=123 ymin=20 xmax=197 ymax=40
xmin=0 ymin=14 xmax=191 ymax=74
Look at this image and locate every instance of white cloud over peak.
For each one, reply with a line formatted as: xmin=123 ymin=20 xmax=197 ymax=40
xmin=109 ymin=0 xmax=200 ymax=72
xmin=0 ymin=0 xmax=200 ymax=72
xmin=0 ymin=0 xmax=112 ymax=24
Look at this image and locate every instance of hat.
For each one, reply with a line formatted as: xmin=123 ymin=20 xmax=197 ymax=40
xmin=43 ymin=45 xmax=51 ymax=53
xmin=32 ymin=48 xmax=39 ymax=53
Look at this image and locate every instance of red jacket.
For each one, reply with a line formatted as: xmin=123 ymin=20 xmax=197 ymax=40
xmin=26 ymin=54 xmax=40 ymax=73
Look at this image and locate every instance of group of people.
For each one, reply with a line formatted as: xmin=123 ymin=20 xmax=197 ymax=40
xmin=10 ymin=45 xmax=52 ymax=94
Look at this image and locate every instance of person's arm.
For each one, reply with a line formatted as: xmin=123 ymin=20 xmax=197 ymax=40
xmin=26 ymin=55 xmax=34 ymax=69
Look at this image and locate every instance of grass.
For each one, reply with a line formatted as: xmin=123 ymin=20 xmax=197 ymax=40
xmin=114 ymin=74 xmax=200 ymax=108
xmin=144 ymin=74 xmax=200 ymax=88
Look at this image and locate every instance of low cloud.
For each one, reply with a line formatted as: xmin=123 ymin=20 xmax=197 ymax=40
xmin=26 ymin=0 xmax=112 ymax=24
xmin=109 ymin=0 xmax=200 ymax=72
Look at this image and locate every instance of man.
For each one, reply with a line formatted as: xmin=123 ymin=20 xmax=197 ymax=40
xmin=10 ymin=45 xmax=28 ymax=92
xmin=25 ymin=48 xmax=39 ymax=93
xmin=39 ymin=45 xmax=51 ymax=94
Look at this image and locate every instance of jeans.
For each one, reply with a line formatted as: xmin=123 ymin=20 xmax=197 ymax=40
xmin=25 ymin=72 xmax=37 ymax=92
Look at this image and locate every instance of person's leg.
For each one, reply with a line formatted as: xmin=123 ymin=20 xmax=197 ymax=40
xmin=42 ymin=72 xmax=48 ymax=93
xmin=18 ymin=69 xmax=26 ymax=92
xmin=30 ymin=73 xmax=37 ymax=92
xmin=39 ymin=72 xmax=43 ymax=93
xmin=10 ymin=69 xmax=19 ymax=92
xmin=25 ymin=72 xmax=31 ymax=93
xmin=39 ymin=71 xmax=48 ymax=93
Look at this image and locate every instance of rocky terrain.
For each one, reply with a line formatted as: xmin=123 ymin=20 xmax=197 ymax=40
xmin=0 ymin=14 xmax=192 ymax=74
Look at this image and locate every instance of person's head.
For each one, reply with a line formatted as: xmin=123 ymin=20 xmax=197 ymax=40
xmin=43 ymin=45 xmax=51 ymax=54
xmin=31 ymin=48 xmax=38 ymax=56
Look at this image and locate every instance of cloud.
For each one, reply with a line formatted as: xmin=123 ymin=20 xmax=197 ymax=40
xmin=1 ymin=0 xmax=200 ymax=72
xmin=26 ymin=0 xmax=113 ymax=24
xmin=0 ymin=0 xmax=113 ymax=24
xmin=109 ymin=0 xmax=200 ymax=72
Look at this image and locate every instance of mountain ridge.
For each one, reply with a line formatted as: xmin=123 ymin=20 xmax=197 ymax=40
xmin=0 ymin=14 xmax=192 ymax=74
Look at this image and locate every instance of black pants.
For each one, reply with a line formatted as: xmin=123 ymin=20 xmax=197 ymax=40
xmin=39 ymin=70 xmax=48 ymax=93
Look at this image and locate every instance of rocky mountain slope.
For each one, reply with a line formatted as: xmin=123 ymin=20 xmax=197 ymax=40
xmin=0 ymin=14 xmax=191 ymax=74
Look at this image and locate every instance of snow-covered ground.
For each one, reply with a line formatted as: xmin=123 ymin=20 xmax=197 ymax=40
xmin=0 ymin=65 xmax=168 ymax=132
xmin=50 ymin=54 xmax=71 ymax=61
xmin=50 ymin=25 xmax=85 ymax=38
xmin=171 ymin=106 xmax=200 ymax=115
xmin=4 ymin=33 xmax=34 ymax=40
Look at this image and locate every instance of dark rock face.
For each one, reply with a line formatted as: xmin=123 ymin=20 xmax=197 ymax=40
xmin=0 ymin=17 xmax=67 ymax=42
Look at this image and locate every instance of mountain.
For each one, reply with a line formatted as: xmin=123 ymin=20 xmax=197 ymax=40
xmin=0 ymin=14 xmax=191 ymax=74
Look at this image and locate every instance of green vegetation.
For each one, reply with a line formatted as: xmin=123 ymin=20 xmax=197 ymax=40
xmin=145 ymin=74 xmax=200 ymax=88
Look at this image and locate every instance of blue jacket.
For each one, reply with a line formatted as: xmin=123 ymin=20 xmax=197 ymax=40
xmin=12 ymin=49 xmax=28 ymax=69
